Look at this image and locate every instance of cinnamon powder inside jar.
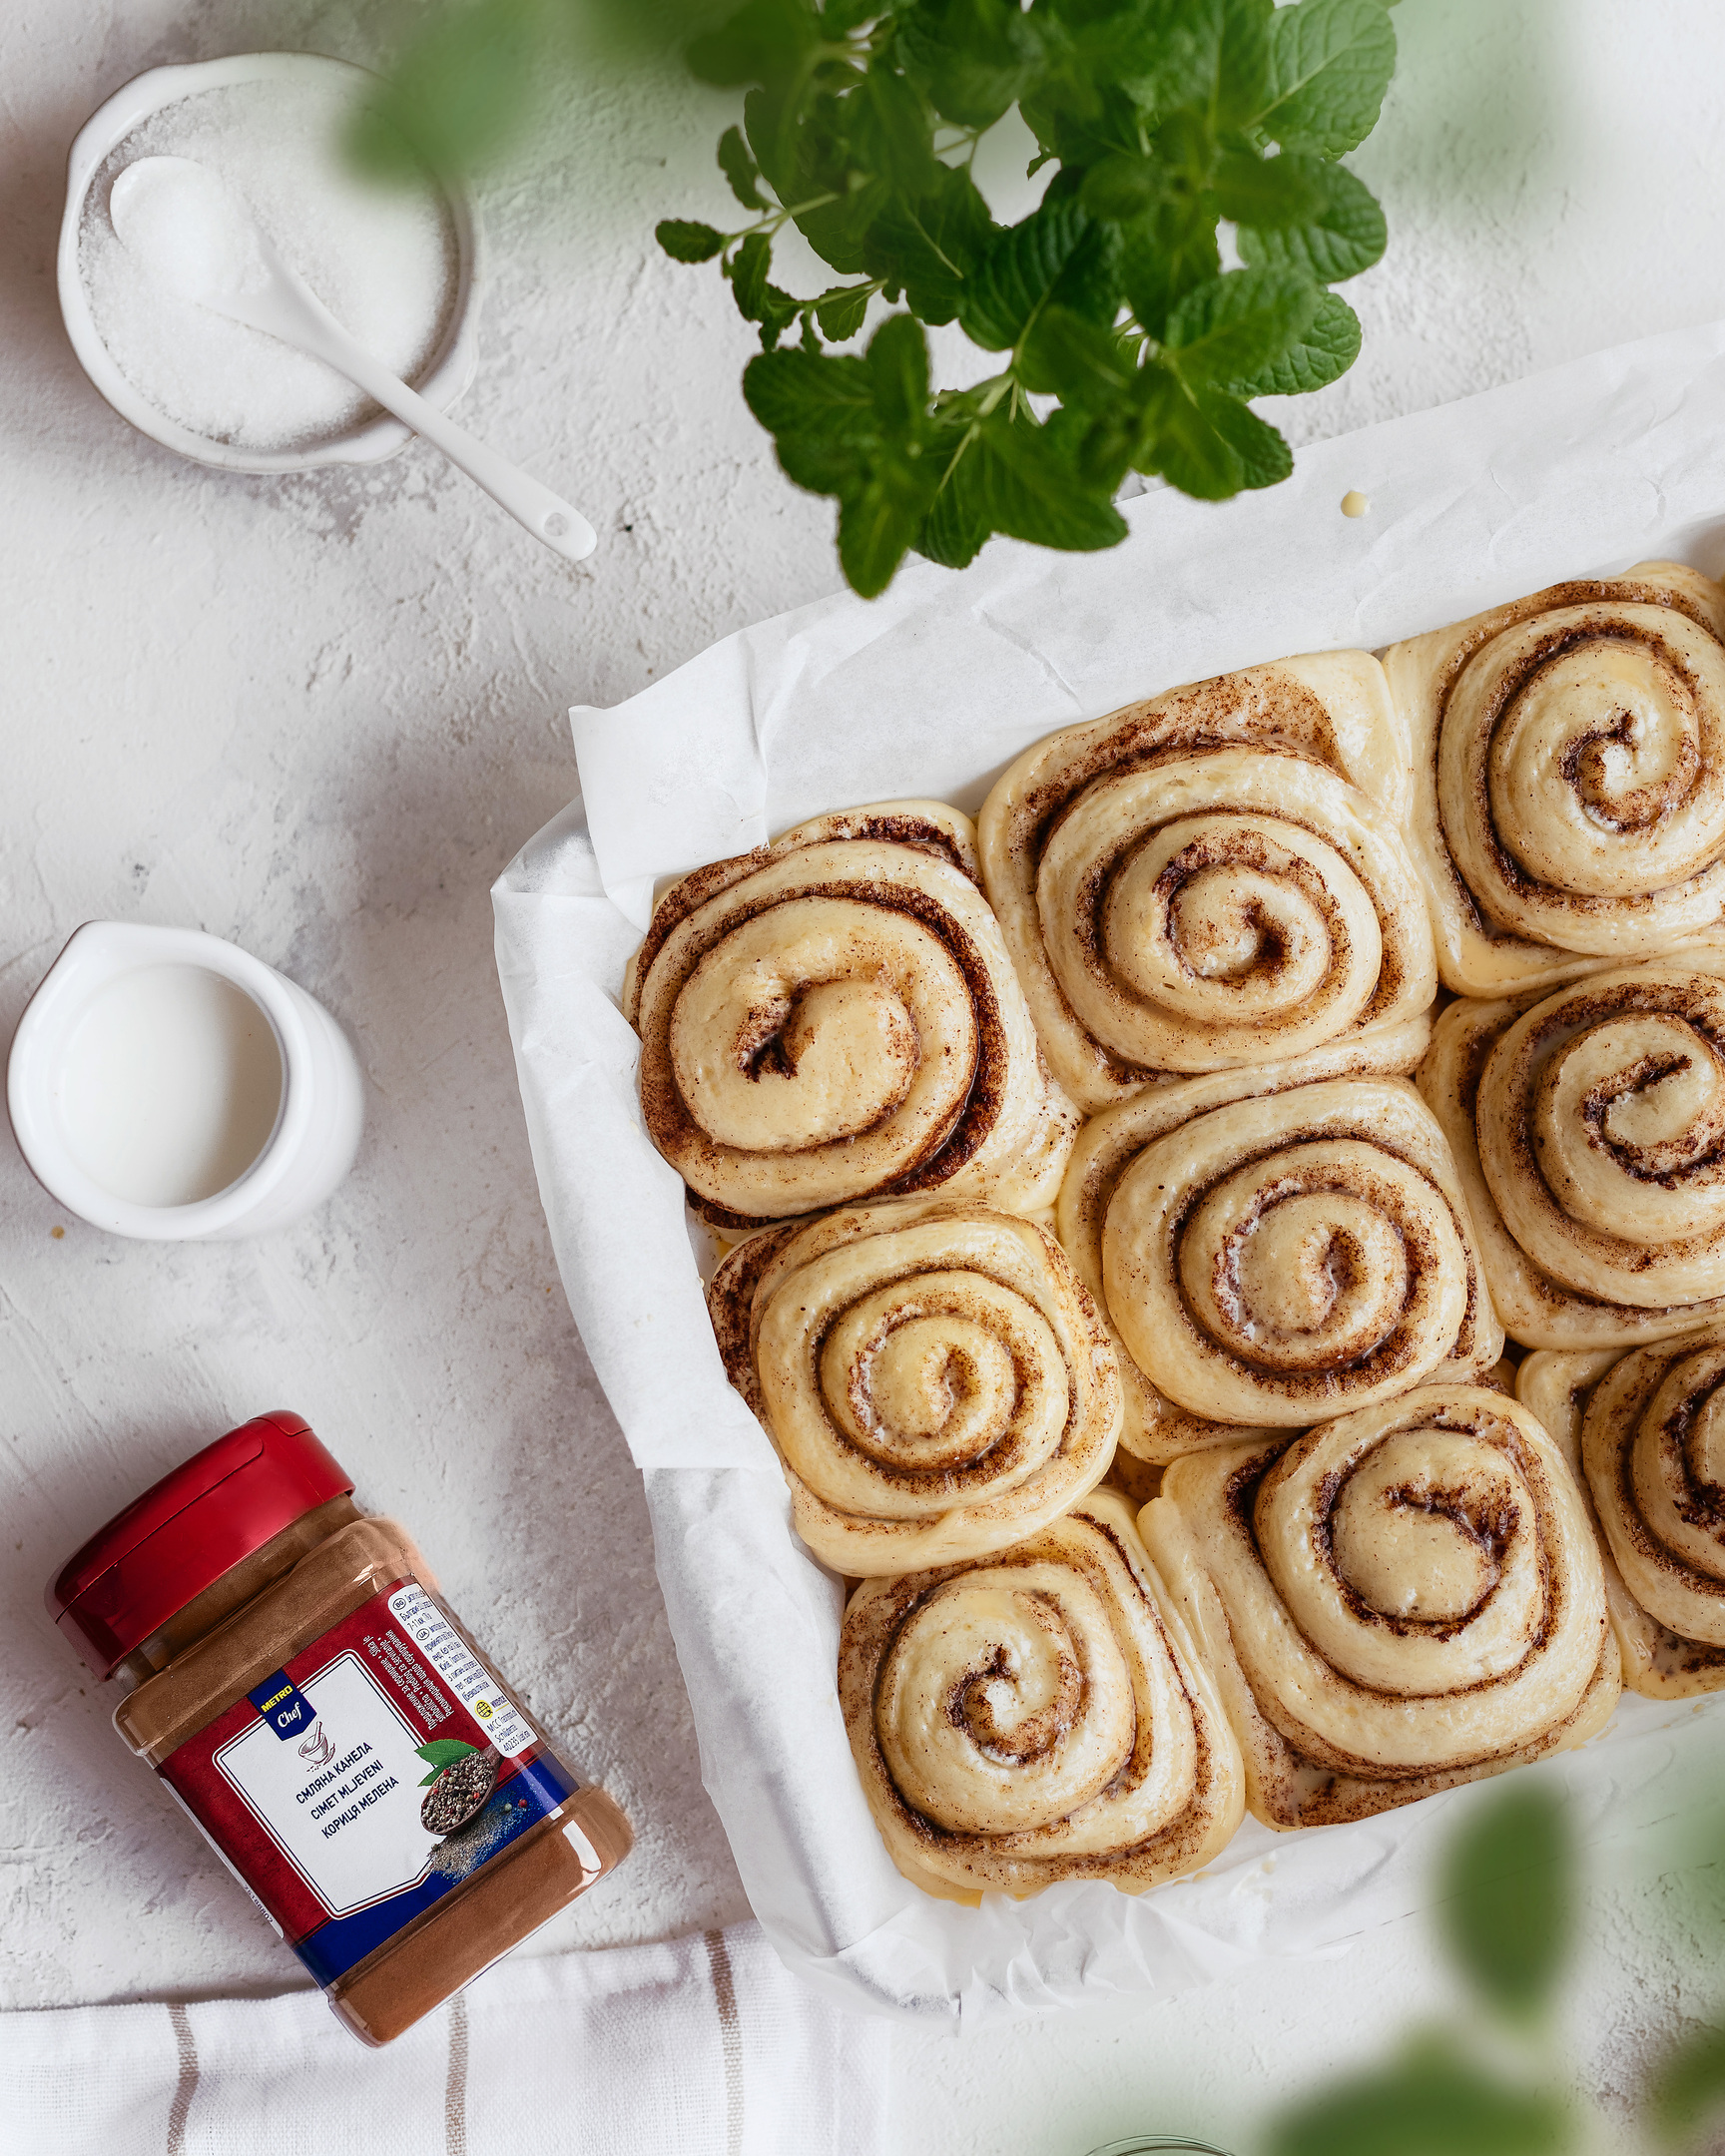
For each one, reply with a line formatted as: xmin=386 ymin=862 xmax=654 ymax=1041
xmin=47 ymin=1410 xmax=631 ymax=2045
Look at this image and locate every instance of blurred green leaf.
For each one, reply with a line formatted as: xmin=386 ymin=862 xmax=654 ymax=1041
xmin=686 ymin=0 xmax=817 ymax=89
xmin=1230 ymin=287 xmax=1361 ymax=393
xmin=1262 ymin=0 xmax=1398 ymax=156
xmin=348 ymin=0 xmax=545 ymax=180
xmin=1649 ymin=2022 xmax=1725 ymax=2149
xmin=1163 ymin=268 xmax=1323 ymax=389
xmin=971 ymin=404 xmax=1130 ymax=552
xmin=718 ymin=123 xmax=768 ymax=211
xmin=1438 ymin=1783 xmax=1574 ymax=2022
xmin=956 ymin=194 xmax=1095 ymax=352
xmin=1193 ymin=387 xmax=1292 ymax=488
xmin=1268 ymin=2043 xmax=1573 ymax=2156
xmin=1237 ymin=159 xmax=1387 ymax=281
xmin=863 ymin=163 xmax=995 ymax=325
xmin=814 ymin=281 xmax=875 ymax=340
xmin=658 ymin=218 xmax=727 ymax=262
xmin=729 ymin=231 xmax=773 ymax=315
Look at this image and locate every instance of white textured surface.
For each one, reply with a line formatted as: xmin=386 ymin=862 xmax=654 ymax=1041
xmin=5 ymin=0 xmax=1725 ymax=2147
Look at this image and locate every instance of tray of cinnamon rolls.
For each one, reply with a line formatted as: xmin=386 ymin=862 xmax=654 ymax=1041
xmin=607 ymin=558 xmax=1725 ymax=1915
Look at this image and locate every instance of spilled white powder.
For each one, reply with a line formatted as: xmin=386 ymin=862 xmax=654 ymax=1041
xmin=80 ymin=76 xmax=458 ymax=453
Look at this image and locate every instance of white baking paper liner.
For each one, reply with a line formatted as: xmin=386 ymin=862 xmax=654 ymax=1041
xmin=495 ymin=318 xmax=1725 ymax=2023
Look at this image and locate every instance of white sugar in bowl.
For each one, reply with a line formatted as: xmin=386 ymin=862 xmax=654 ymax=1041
xmin=59 ymin=52 xmax=481 ymax=472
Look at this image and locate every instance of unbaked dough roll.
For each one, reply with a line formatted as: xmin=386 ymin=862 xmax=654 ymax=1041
xmin=1520 ymin=1335 xmax=1725 ymax=1697
xmin=1143 ymin=1386 xmax=1619 ymax=1828
xmin=839 ymin=1490 xmax=1243 ymax=1896
xmin=707 ymin=1197 xmax=1121 ymax=1575
xmin=1386 ymin=562 xmax=1725 ymax=992
xmin=1057 ymin=1025 xmax=1500 ymax=1457
xmin=1419 ymin=959 xmax=1725 ymax=1347
xmin=625 ymin=803 xmax=1080 ymax=1225
xmin=977 ymin=654 xmax=1434 ymax=1111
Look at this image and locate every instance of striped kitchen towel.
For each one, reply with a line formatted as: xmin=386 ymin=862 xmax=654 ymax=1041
xmin=1 ymin=1921 xmax=891 ymax=2155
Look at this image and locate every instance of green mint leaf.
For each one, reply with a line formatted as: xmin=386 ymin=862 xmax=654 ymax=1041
xmin=863 ymin=164 xmax=995 ymax=325
xmin=1079 ymin=154 xmax=1164 ymax=225
xmin=896 ymin=0 xmax=1043 ymax=130
xmin=1120 ymin=195 xmax=1221 ymax=337
xmin=728 ymin=231 xmax=772 ymax=318
xmin=1048 ymin=211 xmax=1125 ymax=325
xmin=1263 ymin=0 xmax=1398 ymax=156
xmin=1648 ymin=2022 xmax=1725 ymax=2148
xmin=974 ymin=407 xmax=1129 ymax=552
xmin=815 ymin=282 xmax=875 ymax=341
xmin=915 ymin=430 xmax=990 ymax=569
xmin=1194 ymin=387 xmax=1292 ymax=488
xmin=1132 ymin=362 xmax=1244 ymax=498
xmin=851 ymin=62 xmax=943 ymax=196
xmin=1230 ymin=286 xmax=1361 ymax=393
xmin=1267 ymin=2041 xmax=1572 ymax=2156
xmin=1237 ymin=159 xmax=1387 ymax=281
xmin=658 ymin=219 xmax=726 ymax=264
xmin=743 ymin=348 xmax=876 ymax=442
xmin=1018 ymin=303 xmax=1134 ymax=408
xmin=957 ymin=194 xmax=1092 ymax=352
xmin=1164 ymin=267 xmax=1322 ymax=389
xmin=1212 ymin=0 xmax=1277 ymax=131
xmin=800 ymin=310 xmax=823 ymax=353
xmin=1438 ymin=1781 xmax=1573 ymax=2021
xmin=838 ymin=479 xmax=924 ymax=599
xmin=718 ymin=123 xmax=768 ymax=211
xmin=1212 ymin=148 xmax=1327 ymax=230
xmin=864 ymin=313 xmax=929 ymax=435
xmin=414 ymin=1738 xmax=477 ymax=1771
xmin=686 ymin=0 xmax=817 ymax=90
xmin=757 ymin=283 xmax=803 ymax=349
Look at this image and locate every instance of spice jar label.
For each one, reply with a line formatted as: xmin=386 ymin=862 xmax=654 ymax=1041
xmin=160 ymin=1578 xmax=579 ymax=1987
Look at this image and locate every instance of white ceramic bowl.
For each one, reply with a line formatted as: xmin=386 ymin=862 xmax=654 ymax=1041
xmin=58 ymin=51 xmax=481 ymax=473
xmin=7 ymin=921 xmax=365 ymax=1242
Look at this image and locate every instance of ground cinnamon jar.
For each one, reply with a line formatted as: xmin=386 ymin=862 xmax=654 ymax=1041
xmin=47 ymin=1410 xmax=632 ymax=2044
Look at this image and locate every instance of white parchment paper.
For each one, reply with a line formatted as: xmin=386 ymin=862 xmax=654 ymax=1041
xmin=495 ymin=319 xmax=1725 ymax=2023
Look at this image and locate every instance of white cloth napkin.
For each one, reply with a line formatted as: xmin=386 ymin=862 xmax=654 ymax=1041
xmin=0 ymin=1921 xmax=891 ymax=2156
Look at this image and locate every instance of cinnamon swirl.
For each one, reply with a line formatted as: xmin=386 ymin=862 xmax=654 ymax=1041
xmin=977 ymin=654 xmax=1435 ymax=1111
xmin=707 ymin=1197 xmax=1121 ymax=1574
xmin=625 ymin=803 xmax=1080 ymax=1225
xmin=1418 ymin=958 xmax=1725 ymax=1347
xmin=1386 ymin=563 xmax=1725 ymax=992
xmin=839 ymin=1489 xmax=1243 ymax=1895
xmin=1057 ymin=1026 xmax=1501 ymax=1459
xmin=1520 ymin=1335 xmax=1725 ymax=1697
xmin=1143 ymin=1386 xmax=1619 ymax=1827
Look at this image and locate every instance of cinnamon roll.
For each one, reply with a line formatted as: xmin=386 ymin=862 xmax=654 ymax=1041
xmin=1386 ymin=562 xmax=1725 ymax=993
xmin=839 ymin=1490 xmax=1243 ymax=1896
xmin=625 ymin=803 xmax=1080 ymax=1225
xmin=1057 ymin=1025 xmax=1501 ymax=1459
xmin=1142 ymin=1386 xmax=1619 ymax=1828
xmin=1520 ymin=1335 xmax=1725 ymax=1697
xmin=1418 ymin=959 xmax=1725 ymax=1348
xmin=706 ymin=1197 xmax=1121 ymax=1575
xmin=977 ymin=654 xmax=1435 ymax=1111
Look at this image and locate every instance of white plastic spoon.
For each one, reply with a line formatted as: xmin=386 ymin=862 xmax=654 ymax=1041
xmin=110 ymin=156 xmax=597 ymax=563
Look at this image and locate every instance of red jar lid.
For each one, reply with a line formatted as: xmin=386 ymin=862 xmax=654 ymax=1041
xmin=46 ymin=1411 xmax=353 ymax=1679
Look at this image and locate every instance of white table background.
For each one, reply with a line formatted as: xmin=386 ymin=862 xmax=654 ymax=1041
xmin=6 ymin=2 xmax=1725 ymax=2148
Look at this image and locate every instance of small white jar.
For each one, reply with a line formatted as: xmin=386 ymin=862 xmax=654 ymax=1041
xmin=7 ymin=922 xmax=363 ymax=1241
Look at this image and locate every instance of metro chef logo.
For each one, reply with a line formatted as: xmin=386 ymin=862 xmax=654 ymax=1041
xmin=248 ymin=1669 xmax=317 ymax=1741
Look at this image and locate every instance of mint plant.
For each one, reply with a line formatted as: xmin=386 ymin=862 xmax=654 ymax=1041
xmin=657 ymin=0 xmax=1398 ymax=595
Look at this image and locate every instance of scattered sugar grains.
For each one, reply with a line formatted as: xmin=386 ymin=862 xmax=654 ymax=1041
xmin=80 ymin=76 xmax=457 ymax=453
